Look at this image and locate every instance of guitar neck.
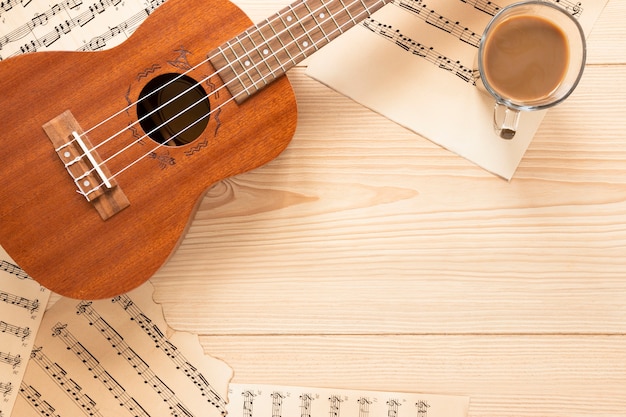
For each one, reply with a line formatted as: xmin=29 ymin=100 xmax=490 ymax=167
xmin=209 ymin=0 xmax=390 ymax=103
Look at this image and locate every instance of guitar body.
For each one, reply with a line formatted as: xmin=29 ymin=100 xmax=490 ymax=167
xmin=0 ymin=0 xmax=297 ymax=298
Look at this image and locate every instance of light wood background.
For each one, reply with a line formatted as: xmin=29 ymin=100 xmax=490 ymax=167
xmin=148 ymin=0 xmax=626 ymax=415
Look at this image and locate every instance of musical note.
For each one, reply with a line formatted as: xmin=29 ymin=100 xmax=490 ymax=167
xmin=0 ymin=382 xmax=11 ymax=397
xmin=30 ymin=12 xmax=49 ymax=28
xmin=0 ymin=0 xmax=32 ymax=18
xmin=226 ymin=384 xmax=468 ymax=417
xmin=0 ymin=0 xmax=34 ymax=16
xmin=0 ymin=320 xmax=30 ymax=341
xmin=564 ymin=0 xmax=584 ymax=15
xmin=112 ymin=293 xmax=228 ymax=413
xmin=426 ymin=12 xmax=455 ymax=33
xmin=0 ymin=291 xmax=39 ymax=313
xmin=0 ymin=0 xmax=15 ymax=15
xmin=53 ymin=320 xmax=195 ymax=417
xmin=19 ymin=384 xmax=61 ymax=417
xmin=357 ymin=397 xmax=371 ymax=417
xmin=0 ymin=0 xmax=160 ymax=59
xmin=271 ymin=392 xmax=285 ymax=417
xmin=458 ymin=0 xmax=583 ymax=17
xmin=0 ymin=260 xmax=30 ymax=280
xmin=77 ymin=0 xmax=165 ymax=51
xmin=385 ymin=399 xmax=402 ymax=417
xmin=394 ymin=0 xmax=425 ymax=14
xmin=329 ymin=395 xmax=343 ymax=417
xmin=300 ymin=393 xmax=314 ymax=417
xmin=0 ymin=250 xmax=50 ymax=417
xmin=50 ymin=322 xmax=152 ymax=417
xmin=242 ymin=390 xmax=256 ymax=417
xmin=29 ymin=346 xmax=105 ymax=417
xmin=0 ymin=352 xmax=21 ymax=369
xmin=361 ymin=18 xmax=479 ymax=85
xmin=392 ymin=0 xmax=482 ymax=47
xmin=76 ymin=301 xmax=125 ymax=348
xmin=458 ymin=0 xmax=502 ymax=16
xmin=416 ymin=400 xmax=431 ymax=416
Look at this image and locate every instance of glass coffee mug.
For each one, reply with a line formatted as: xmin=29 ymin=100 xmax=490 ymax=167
xmin=476 ymin=0 xmax=586 ymax=139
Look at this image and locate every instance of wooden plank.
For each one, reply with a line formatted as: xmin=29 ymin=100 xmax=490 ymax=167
xmin=198 ymin=335 xmax=626 ymax=417
xmin=585 ymin=0 xmax=626 ymax=64
xmin=152 ymin=65 xmax=626 ymax=335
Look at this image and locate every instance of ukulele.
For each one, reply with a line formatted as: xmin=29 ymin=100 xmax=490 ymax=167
xmin=0 ymin=0 xmax=390 ymax=299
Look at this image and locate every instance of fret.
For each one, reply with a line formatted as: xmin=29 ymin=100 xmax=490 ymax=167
xmin=259 ymin=18 xmax=296 ymax=69
xmin=231 ymin=34 xmax=270 ymax=89
xmin=287 ymin=4 xmax=317 ymax=55
xmin=244 ymin=30 xmax=275 ymax=78
xmin=209 ymin=0 xmax=390 ymax=103
xmin=324 ymin=0 xmax=355 ymax=33
xmin=302 ymin=1 xmax=332 ymax=43
xmin=319 ymin=1 xmax=343 ymax=35
xmin=359 ymin=0 xmax=373 ymax=14
xmin=337 ymin=0 xmax=358 ymax=25
xmin=275 ymin=8 xmax=312 ymax=60
xmin=213 ymin=45 xmax=250 ymax=97
xmin=233 ymin=36 xmax=265 ymax=82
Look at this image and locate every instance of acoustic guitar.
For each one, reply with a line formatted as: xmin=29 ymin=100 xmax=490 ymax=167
xmin=0 ymin=0 xmax=390 ymax=299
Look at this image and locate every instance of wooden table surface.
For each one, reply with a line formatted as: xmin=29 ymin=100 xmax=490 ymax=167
xmin=147 ymin=0 xmax=626 ymax=415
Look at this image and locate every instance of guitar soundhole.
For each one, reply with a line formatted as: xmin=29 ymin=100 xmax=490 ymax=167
xmin=137 ymin=73 xmax=210 ymax=146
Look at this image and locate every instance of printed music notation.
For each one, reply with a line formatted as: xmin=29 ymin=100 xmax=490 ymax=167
xmin=227 ymin=384 xmax=469 ymax=417
xmin=0 ymin=292 xmax=39 ymax=314
xmin=19 ymin=383 xmax=62 ymax=417
xmin=0 ymin=260 xmax=30 ymax=281
xmin=3 ymin=276 xmax=469 ymax=417
xmin=362 ymin=17 xmax=479 ymax=86
xmin=0 ymin=0 xmax=166 ymax=60
xmin=0 ymin=321 xmax=30 ymax=341
xmin=0 ymin=246 xmax=50 ymax=417
xmin=364 ymin=0 xmax=585 ymax=87
xmin=307 ymin=0 xmax=608 ymax=179
xmin=109 ymin=295 xmax=228 ymax=412
xmin=28 ymin=346 xmax=104 ymax=417
xmin=11 ymin=282 xmax=233 ymax=417
xmin=0 ymin=353 xmax=21 ymax=370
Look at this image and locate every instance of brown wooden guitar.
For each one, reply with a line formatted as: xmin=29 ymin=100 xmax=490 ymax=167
xmin=0 ymin=0 xmax=390 ymax=298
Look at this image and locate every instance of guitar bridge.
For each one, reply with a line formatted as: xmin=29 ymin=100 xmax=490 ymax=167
xmin=43 ymin=110 xmax=130 ymax=220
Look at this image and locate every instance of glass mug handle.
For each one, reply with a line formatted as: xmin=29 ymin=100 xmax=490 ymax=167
xmin=493 ymin=102 xmax=520 ymax=140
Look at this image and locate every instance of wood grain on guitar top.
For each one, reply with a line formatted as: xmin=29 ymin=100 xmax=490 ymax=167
xmin=0 ymin=0 xmax=298 ymax=299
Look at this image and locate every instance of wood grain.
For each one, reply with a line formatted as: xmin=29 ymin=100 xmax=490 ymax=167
xmin=0 ymin=0 xmax=298 ymax=298
xmin=34 ymin=0 xmax=623 ymax=415
xmin=201 ymin=335 xmax=626 ymax=417
xmin=150 ymin=3 xmax=626 ymax=410
xmin=152 ymin=67 xmax=626 ymax=335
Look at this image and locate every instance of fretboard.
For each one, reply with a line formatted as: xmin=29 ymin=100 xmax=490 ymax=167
xmin=209 ymin=0 xmax=390 ymax=103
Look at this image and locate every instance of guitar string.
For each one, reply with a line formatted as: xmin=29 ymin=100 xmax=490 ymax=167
xmin=72 ymin=0 xmax=348 ymax=150
xmin=74 ymin=0 xmax=382 ymax=198
xmin=77 ymin=0 xmax=339 ymax=143
xmin=70 ymin=0 xmax=367 ymax=196
xmin=92 ymin=0 xmax=374 ymax=155
xmin=100 ymin=0 xmax=356 ymax=162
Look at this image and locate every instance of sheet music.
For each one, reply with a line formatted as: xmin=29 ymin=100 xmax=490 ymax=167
xmin=0 ymin=0 xmax=164 ymax=60
xmin=306 ymin=0 xmax=609 ymax=179
xmin=6 ymin=278 xmax=468 ymax=417
xmin=227 ymin=384 xmax=469 ymax=417
xmin=11 ymin=281 xmax=233 ymax=417
xmin=0 ymin=246 xmax=50 ymax=417
xmin=2 ymin=0 xmax=606 ymax=179
xmin=0 ymin=2 xmax=499 ymax=414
